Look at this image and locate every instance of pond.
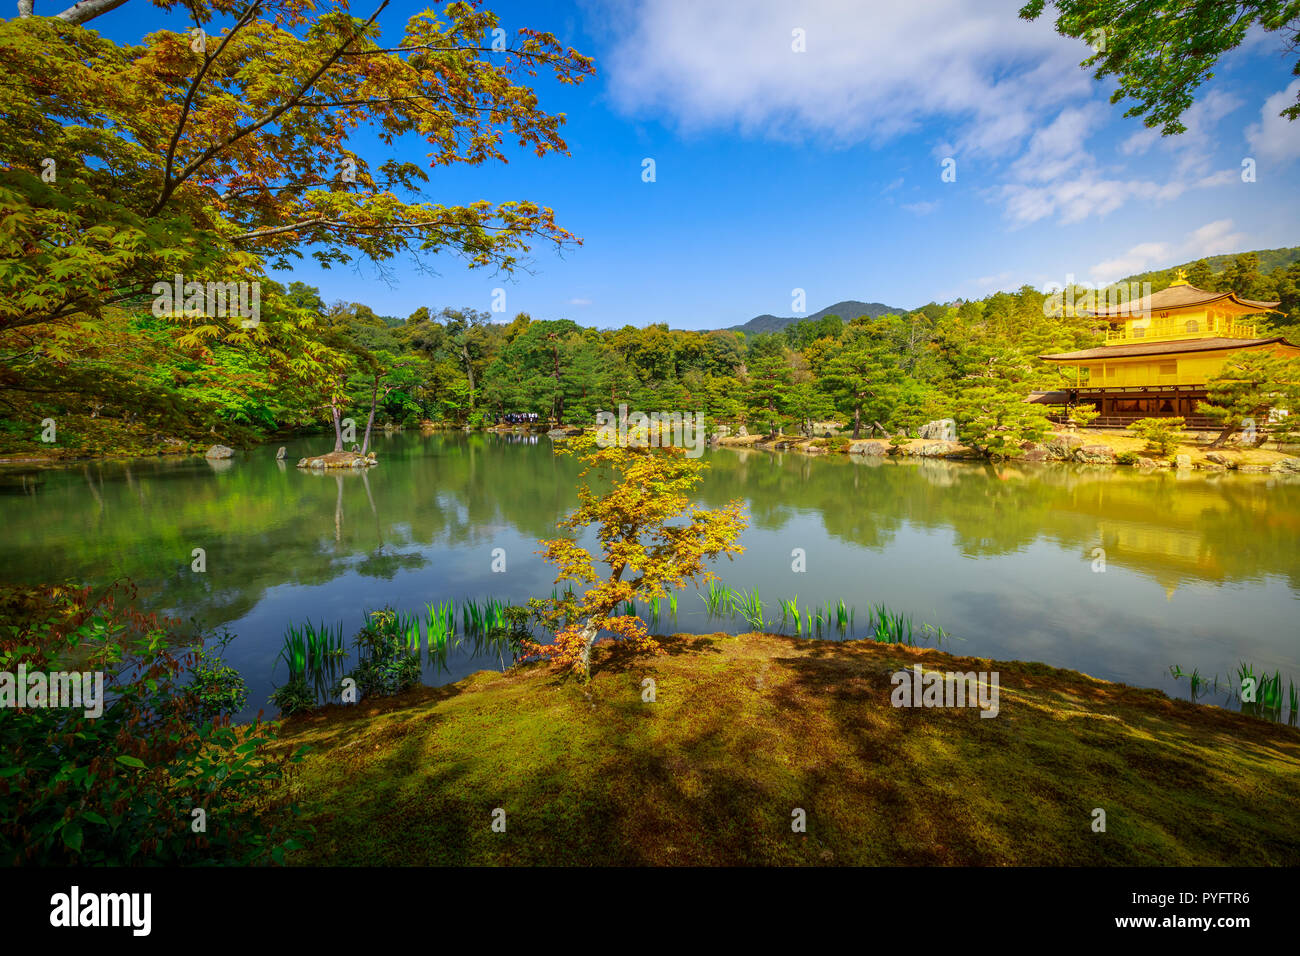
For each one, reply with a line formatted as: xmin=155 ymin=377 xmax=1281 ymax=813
xmin=2 ymin=431 xmax=1297 ymax=721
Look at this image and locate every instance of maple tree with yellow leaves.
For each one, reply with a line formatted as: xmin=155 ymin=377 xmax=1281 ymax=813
xmin=524 ymin=433 xmax=747 ymax=679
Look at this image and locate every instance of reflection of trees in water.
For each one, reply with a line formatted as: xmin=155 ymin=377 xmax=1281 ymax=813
xmin=700 ymin=448 xmax=1300 ymax=591
xmin=1 ymin=436 xmax=1298 ymax=631
xmin=0 ymin=433 xmax=582 ymax=628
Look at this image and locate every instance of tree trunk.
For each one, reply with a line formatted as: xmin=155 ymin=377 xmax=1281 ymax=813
xmin=461 ymin=342 xmax=476 ymax=408
xmin=1208 ymin=421 xmax=1236 ymax=448
xmin=360 ymin=374 xmax=380 ymax=455
xmin=576 ymin=618 xmax=600 ymax=677
xmin=331 ymin=404 xmax=344 ymax=452
xmin=852 ymin=405 xmax=862 ymax=440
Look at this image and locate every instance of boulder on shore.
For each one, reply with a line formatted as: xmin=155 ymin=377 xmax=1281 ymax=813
xmin=204 ymin=444 xmax=234 ymax=459
xmin=1072 ymin=444 xmax=1116 ymax=464
xmin=848 ymin=440 xmax=890 ymax=456
xmin=904 ymin=440 xmax=962 ymax=458
xmin=917 ymin=418 xmax=957 ymax=441
xmin=1044 ymin=433 xmax=1085 ymax=458
xmin=1271 ymin=456 xmax=1300 ymax=474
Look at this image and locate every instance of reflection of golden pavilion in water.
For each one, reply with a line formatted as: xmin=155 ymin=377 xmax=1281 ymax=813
xmin=1098 ymin=520 xmax=1221 ymax=600
xmin=1057 ymin=471 xmax=1257 ymax=599
xmin=1038 ymin=271 xmax=1296 ymax=426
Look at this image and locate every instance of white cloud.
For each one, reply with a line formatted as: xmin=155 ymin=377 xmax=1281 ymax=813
xmin=902 ymin=200 xmax=939 ymax=215
xmin=974 ymin=270 xmax=1014 ymax=289
xmin=599 ymin=0 xmax=1090 ymax=155
xmin=597 ymin=0 xmax=1257 ymax=225
xmin=1246 ymin=79 xmax=1300 ymax=166
xmin=1184 ymin=219 xmax=1247 ymax=258
xmin=1120 ymin=89 xmax=1241 ymax=174
xmin=999 ymin=174 xmax=1185 ymax=226
xmin=1086 ymin=220 xmax=1249 ymax=284
xmin=1010 ymin=104 xmax=1104 ymax=183
xmin=1088 ymin=242 xmax=1171 ymax=282
xmin=566 ymin=297 xmax=593 ymax=306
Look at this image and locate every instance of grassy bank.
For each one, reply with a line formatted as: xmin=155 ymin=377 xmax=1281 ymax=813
xmin=275 ymin=631 xmax=1300 ymax=865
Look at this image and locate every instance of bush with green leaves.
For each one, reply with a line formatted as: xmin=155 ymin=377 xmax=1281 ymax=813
xmin=187 ymin=631 xmax=249 ymax=722
xmin=269 ymin=677 xmax=317 ymax=716
xmin=0 ymin=582 xmax=310 ymax=866
xmin=487 ymin=605 xmax=534 ymax=657
xmin=1127 ymin=416 xmax=1186 ymax=456
xmin=1068 ymin=403 xmax=1100 ymax=428
xmin=345 ymin=608 xmax=422 ymax=699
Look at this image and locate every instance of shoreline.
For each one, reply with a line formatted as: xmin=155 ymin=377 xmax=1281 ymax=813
xmin=712 ymin=428 xmax=1300 ymax=475
xmin=4 ymin=422 xmax=1298 ymax=478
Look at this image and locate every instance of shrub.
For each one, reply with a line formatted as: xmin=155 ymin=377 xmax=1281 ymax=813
xmin=0 ymin=582 xmax=310 ymax=866
xmin=187 ymin=631 xmax=249 ymax=721
xmin=1115 ymin=451 xmax=1140 ymax=465
xmin=345 ymin=609 xmax=422 ymax=698
xmin=1069 ymin=403 xmax=1100 ymax=428
xmin=269 ymin=678 xmax=316 ymax=716
xmin=488 ymin=605 xmax=533 ymax=657
xmin=1127 ymin=417 xmax=1186 ymax=456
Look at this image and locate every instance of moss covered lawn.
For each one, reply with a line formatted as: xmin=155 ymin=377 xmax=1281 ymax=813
xmin=275 ymin=632 xmax=1300 ymax=865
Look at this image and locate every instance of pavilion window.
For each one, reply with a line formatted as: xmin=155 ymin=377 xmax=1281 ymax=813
xmin=1185 ymin=319 xmax=1199 ymax=333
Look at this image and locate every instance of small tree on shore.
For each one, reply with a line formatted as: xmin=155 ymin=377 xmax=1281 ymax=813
xmin=953 ymin=384 xmax=1051 ymax=459
xmin=1127 ymin=417 xmax=1185 ymax=456
xmin=525 ymin=434 xmax=747 ymax=678
xmin=1197 ymin=353 xmax=1300 ymax=447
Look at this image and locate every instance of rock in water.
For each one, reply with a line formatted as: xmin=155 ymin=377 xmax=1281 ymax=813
xmin=296 ymin=450 xmax=377 ymax=469
xmin=276 ymin=446 xmax=286 ymax=460
xmin=204 ymin=444 xmax=234 ymax=459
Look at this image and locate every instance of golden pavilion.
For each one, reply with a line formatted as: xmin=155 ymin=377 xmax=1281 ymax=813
xmin=1037 ymin=271 xmax=1296 ymax=425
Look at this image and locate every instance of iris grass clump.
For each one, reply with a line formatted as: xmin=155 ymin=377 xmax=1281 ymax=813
xmin=694 ymin=582 xmax=942 ymax=646
xmin=272 ymin=595 xmax=529 ymax=711
xmin=1170 ymin=661 xmax=1297 ymax=725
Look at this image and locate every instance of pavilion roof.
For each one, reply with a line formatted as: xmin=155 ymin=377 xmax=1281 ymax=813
xmin=1089 ymin=282 xmax=1279 ymax=318
xmin=1041 ymin=336 xmax=1295 ymax=362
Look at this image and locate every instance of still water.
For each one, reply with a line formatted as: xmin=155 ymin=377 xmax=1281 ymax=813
xmin=1 ymin=431 xmax=1297 ymax=720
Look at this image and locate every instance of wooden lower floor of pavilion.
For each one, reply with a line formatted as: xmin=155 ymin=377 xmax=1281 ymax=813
xmin=1027 ymin=385 xmax=1217 ymax=428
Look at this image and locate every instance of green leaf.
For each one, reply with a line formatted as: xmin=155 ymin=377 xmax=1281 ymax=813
xmin=62 ymin=821 xmax=83 ymax=852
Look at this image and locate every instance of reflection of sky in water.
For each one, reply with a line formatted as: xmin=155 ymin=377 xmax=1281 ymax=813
xmin=0 ymin=432 xmax=1296 ymax=721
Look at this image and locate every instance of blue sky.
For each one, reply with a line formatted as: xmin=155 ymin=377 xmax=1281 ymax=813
xmin=99 ymin=0 xmax=1300 ymax=329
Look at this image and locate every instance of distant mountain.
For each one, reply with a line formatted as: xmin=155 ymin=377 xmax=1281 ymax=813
xmin=722 ymin=299 xmax=910 ymax=334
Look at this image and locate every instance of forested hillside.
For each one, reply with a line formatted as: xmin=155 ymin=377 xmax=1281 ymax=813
xmin=6 ymin=248 xmax=1298 ymax=461
xmin=1116 ymin=246 xmax=1300 ymax=294
xmin=724 ymin=299 xmax=910 ymax=334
